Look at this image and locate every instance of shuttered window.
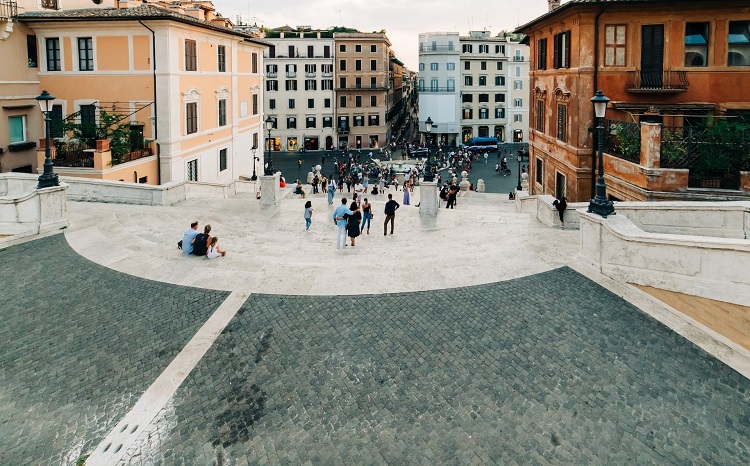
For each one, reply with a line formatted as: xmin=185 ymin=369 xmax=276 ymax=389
xmin=557 ymin=105 xmax=567 ymax=143
xmin=185 ymin=39 xmax=197 ymax=71
xmin=553 ymin=31 xmax=571 ymax=68
xmin=537 ymin=38 xmax=547 ymax=70
xmin=186 ymin=102 xmax=198 ymax=134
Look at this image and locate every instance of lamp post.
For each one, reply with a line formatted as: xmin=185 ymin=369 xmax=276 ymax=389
xmin=423 ymin=116 xmax=434 ymax=182
xmin=264 ymin=116 xmax=274 ymax=176
xmin=36 ymin=90 xmax=58 ymax=189
xmin=250 ymin=147 xmax=258 ymax=181
xmin=587 ymin=90 xmax=615 ymax=217
xmin=516 ymin=152 xmax=523 ymax=191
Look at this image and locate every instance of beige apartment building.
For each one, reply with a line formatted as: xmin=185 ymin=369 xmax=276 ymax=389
xmin=333 ymin=32 xmax=392 ymax=150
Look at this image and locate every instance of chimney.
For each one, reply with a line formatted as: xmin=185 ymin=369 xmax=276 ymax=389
xmin=548 ymin=0 xmax=561 ymax=11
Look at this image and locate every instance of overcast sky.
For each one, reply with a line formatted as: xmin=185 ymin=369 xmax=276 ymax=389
xmin=217 ymin=0 xmax=560 ymax=69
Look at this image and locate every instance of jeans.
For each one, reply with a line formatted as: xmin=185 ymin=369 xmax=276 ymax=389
xmin=336 ymin=224 xmax=347 ymax=247
xmin=360 ymin=212 xmax=371 ymax=232
xmin=305 ymin=218 xmax=312 ymax=230
xmin=327 ymin=186 xmax=335 ymax=204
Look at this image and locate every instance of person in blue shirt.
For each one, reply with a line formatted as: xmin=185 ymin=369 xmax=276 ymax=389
xmin=332 ymin=198 xmax=358 ymax=249
xmin=181 ymin=221 xmax=200 ymax=255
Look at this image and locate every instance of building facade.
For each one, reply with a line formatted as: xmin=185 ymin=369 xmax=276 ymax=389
xmin=262 ymin=30 xmax=336 ymax=152
xmin=417 ymin=30 xmax=529 ymax=147
xmin=417 ymin=32 xmax=461 ymax=146
xmin=517 ymin=0 xmax=750 ymax=202
xmin=333 ymin=32 xmax=392 ymax=150
xmin=17 ymin=2 xmax=267 ymax=184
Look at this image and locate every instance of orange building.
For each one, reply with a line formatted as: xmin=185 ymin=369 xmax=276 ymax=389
xmin=517 ymin=0 xmax=750 ymax=201
xmin=16 ymin=2 xmax=267 ymax=184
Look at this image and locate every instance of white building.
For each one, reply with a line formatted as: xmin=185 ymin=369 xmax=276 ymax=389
xmin=417 ymin=32 xmax=461 ymax=146
xmin=417 ymin=30 xmax=529 ymax=147
xmin=262 ymin=30 xmax=336 ymax=152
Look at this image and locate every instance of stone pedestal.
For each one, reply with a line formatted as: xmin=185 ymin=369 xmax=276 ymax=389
xmin=259 ymin=173 xmax=280 ymax=206
xmin=419 ymin=181 xmax=438 ymax=216
xmin=459 ymin=171 xmax=470 ymax=192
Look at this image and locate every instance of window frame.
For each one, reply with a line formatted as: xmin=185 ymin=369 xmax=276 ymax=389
xmin=604 ymin=25 xmax=627 ymax=67
xmin=45 ymin=37 xmax=61 ymax=72
xmin=185 ymin=39 xmax=197 ymax=71
xmin=219 ymin=148 xmax=228 ymax=172
xmin=218 ymin=45 xmax=226 ymax=72
xmin=186 ymin=101 xmax=198 ymax=135
xmin=77 ymin=37 xmax=94 ymax=71
xmin=537 ymin=38 xmax=548 ymax=70
xmin=8 ymin=115 xmax=27 ymax=144
xmin=556 ymin=104 xmax=568 ymax=143
xmin=218 ymin=99 xmax=227 ymax=127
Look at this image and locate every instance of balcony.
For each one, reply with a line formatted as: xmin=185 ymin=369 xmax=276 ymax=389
xmin=419 ymin=87 xmax=456 ymax=93
xmin=286 ymin=72 xmax=297 ymax=78
xmin=0 ymin=0 xmax=17 ymax=19
xmin=419 ymin=44 xmax=457 ymax=53
xmin=335 ymin=84 xmax=390 ymax=91
xmin=305 ymin=72 xmax=316 ymax=78
xmin=626 ymin=69 xmax=689 ymax=93
xmin=512 ymin=56 xmax=525 ymax=62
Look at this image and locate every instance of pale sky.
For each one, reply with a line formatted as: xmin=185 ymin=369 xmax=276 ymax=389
xmin=217 ymin=0 xmax=561 ymax=69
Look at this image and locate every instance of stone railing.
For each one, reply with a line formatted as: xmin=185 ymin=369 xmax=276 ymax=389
xmin=0 ymin=173 xmax=69 ymax=238
xmin=515 ymin=191 xmax=587 ymax=229
xmin=579 ymin=203 xmax=750 ymax=307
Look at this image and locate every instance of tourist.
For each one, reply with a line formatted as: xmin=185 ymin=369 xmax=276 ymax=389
xmin=327 ymin=177 xmax=337 ymax=204
xmin=384 ymin=193 xmax=400 ymax=236
xmin=553 ymin=196 xmax=568 ymax=228
xmin=304 ymin=200 xmax=313 ymax=231
xmin=179 ymin=220 xmax=199 ymax=254
xmin=206 ymin=236 xmax=226 ymax=258
xmin=347 ymin=201 xmax=362 ymax=246
xmin=333 ymin=198 xmax=357 ymax=249
xmin=295 ymin=180 xmax=306 ymax=198
xmin=192 ymin=224 xmax=212 ymax=256
xmin=446 ymin=183 xmax=459 ymax=209
xmin=360 ymin=198 xmax=372 ymax=234
xmin=403 ymin=181 xmax=410 ymax=205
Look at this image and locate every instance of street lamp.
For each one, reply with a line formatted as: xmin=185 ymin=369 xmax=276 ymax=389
xmin=250 ymin=146 xmax=258 ymax=181
xmin=36 ymin=90 xmax=59 ymax=189
xmin=264 ymin=116 xmax=274 ymax=176
xmin=423 ymin=116 xmax=434 ymax=182
xmin=516 ymin=152 xmax=523 ymax=191
xmin=587 ymin=90 xmax=615 ymax=217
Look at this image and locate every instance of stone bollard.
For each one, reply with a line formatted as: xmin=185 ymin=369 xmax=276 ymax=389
xmin=476 ymin=179 xmax=485 ymax=192
xmin=459 ymin=171 xmax=470 ymax=192
xmin=521 ymin=172 xmax=529 ymax=190
xmin=306 ymin=171 xmax=314 ymax=184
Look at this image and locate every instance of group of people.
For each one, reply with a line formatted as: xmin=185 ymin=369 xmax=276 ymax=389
xmin=311 ymin=194 xmax=401 ymax=248
xmin=179 ymin=221 xmax=226 ymax=259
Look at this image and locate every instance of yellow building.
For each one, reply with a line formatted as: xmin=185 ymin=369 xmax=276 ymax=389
xmin=16 ymin=2 xmax=267 ymax=184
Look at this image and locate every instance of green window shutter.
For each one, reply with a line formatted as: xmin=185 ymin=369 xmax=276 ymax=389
xmin=9 ymin=116 xmax=25 ymax=143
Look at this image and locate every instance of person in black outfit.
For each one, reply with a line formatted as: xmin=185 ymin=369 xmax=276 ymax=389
xmin=446 ymin=183 xmax=459 ymax=209
xmin=383 ymin=193 xmax=400 ymax=235
xmin=346 ymin=201 xmax=362 ymax=246
xmin=192 ymin=224 xmax=212 ymax=256
xmin=553 ymin=196 xmax=568 ymax=228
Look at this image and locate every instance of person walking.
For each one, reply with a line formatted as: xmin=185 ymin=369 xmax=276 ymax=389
xmin=360 ymin=198 xmax=372 ymax=234
xmin=446 ymin=182 xmax=459 ymax=209
xmin=553 ymin=196 xmax=568 ymax=229
xmin=347 ymin=201 xmax=362 ymax=246
xmin=403 ymin=182 xmax=410 ymax=205
xmin=383 ymin=193 xmax=400 ymax=236
xmin=304 ymin=200 xmax=314 ymax=231
xmin=327 ymin=177 xmax=337 ymax=204
xmin=333 ymin=198 xmax=357 ymax=249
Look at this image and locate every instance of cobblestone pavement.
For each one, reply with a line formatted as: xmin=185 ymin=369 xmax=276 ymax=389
xmin=125 ymin=267 xmax=750 ymax=465
xmin=0 ymin=235 xmax=229 ymax=465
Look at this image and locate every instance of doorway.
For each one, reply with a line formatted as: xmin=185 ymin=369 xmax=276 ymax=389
xmin=555 ymin=172 xmax=566 ymax=200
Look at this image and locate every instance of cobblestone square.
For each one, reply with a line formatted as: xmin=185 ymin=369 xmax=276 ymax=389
xmin=0 ymin=235 xmax=229 ymax=465
xmin=125 ymin=268 xmax=750 ymax=465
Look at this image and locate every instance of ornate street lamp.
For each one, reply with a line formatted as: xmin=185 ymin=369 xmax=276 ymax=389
xmin=264 ymin=116 xmax=275 ymax=176
xmin=250 ymin=146 xmax=258 ymax=181
xmin=516 ymin=152 xmax=523 ymax=191
xmin=588 ymin=90 xmax=615 ymax=217
xmin=36 ymin=90 xmax=59 ymax=189
xmin=423 ymin=116 xmax=434 ymax=182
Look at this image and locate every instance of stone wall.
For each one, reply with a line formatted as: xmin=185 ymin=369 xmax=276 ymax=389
xmin=0 ymin=174 xmax=69 ymax=236
xmin=579 ymin=208 xmax=750 ymax=307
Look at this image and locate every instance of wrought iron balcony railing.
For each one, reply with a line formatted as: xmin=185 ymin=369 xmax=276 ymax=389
xmin=626 ymin=69 xmax=689 ymax=93
xmin=0 ymin=0 xmax=18 ymax=19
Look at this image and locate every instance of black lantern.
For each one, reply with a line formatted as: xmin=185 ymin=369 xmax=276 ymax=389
xmin=587 ymin=90 xmax=615 ymax=217
xmin=36 ymin=90 xmax=59 ymax=189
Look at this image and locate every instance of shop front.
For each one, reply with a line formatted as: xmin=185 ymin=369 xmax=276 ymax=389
xmin=304 ymin=136 xmax=319 ymax=151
